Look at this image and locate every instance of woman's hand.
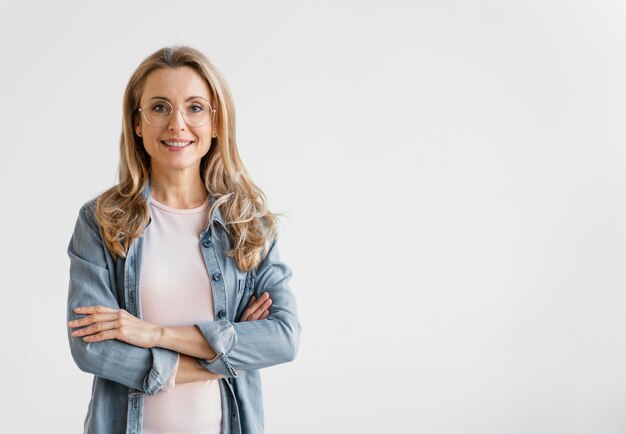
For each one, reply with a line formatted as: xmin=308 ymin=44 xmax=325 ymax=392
xmin=68 ymin=306 xmax=162 ymax=348
xmin=239 ymin=292 xmax=273 ymax=321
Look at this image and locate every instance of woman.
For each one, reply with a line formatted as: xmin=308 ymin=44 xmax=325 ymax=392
xmin=66 ymin=46 xmax=301 ymax=434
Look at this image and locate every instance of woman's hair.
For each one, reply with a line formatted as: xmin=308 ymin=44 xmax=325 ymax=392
xmin=95 ymin=46 xmax=278 ymax=271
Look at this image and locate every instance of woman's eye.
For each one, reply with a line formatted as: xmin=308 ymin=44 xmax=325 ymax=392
xmin=151 ymin=104 xmax=169 ymax=113
xmin=189 ymin=104 xmax=204 ymax=113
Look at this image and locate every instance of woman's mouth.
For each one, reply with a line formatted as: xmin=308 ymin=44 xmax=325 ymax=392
xmin=161 ymin=140 xmax=193 ymax=149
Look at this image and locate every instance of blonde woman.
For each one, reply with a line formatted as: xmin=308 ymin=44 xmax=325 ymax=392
xmin=66 ymin=46 xmax=301 ymax=434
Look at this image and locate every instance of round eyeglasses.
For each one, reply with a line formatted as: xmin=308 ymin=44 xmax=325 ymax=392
xmin=138 ymin=98 xmax=216 ymax=127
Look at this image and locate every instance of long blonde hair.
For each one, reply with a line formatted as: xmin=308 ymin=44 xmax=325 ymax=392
xmin=95 ymin=46 xmax=278 ymax=271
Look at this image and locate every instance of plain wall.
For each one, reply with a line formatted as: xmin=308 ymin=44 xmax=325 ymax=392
xmin=1 ymin=1 xmax=626 ymax=433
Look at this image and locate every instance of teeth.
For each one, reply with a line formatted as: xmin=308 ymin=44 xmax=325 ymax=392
xmin=164 ymin=141 xmax=191 ymax=147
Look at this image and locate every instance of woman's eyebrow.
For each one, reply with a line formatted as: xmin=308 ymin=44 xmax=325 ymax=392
xmin=147 ymin=95 xmax=170 ymax=102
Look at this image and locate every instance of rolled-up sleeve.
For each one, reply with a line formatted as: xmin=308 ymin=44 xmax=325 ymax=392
xmin=196 ymin=237 xmax=301 ymax=377
xmin=67 ymin=203 xmax=178 ymax=395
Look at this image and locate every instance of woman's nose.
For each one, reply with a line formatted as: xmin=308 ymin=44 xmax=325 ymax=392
xmin=168 ymin=108 xmax=187 ymax=131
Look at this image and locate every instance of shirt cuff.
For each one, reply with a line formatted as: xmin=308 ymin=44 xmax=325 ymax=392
xmin=143 ymin=347 xmax=179 ymax=395
xmin=195 ymin=320 xmax=238 ymax=377
xmin=160 ymin=353 xmax=180 ymax=394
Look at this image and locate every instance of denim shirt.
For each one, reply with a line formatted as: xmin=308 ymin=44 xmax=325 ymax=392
xmin=66 ymin=182 xmax=301 ymax=434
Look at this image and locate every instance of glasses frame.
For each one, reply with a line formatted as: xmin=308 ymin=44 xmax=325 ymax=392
xmin=138 ymin=98 xmax=217 ymax=128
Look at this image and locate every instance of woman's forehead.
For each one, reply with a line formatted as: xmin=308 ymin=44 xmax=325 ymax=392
xmin=142 ymin=66 xmax=211 ymax=101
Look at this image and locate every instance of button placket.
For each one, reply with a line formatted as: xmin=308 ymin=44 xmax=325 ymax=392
xmin=125 ymin=251 xmax=136 ymax=314
xmin=199 ymin=230 xmax=227 ymax=322
xmin=127 ymin=256 xmax=135 ymax=304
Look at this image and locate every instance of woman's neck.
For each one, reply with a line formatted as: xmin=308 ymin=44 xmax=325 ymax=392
xmin=149 ymin=171 xmax=208 ymax=209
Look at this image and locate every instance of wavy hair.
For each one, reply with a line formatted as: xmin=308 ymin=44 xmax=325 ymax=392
xmin=95 ymin=46 xmax=278 ymax=271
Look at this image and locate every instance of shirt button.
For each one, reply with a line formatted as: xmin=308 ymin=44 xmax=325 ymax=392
xmin=218 ymin=310 xmax=226 ymax=319
xmin=212 ymin=273 xmax=222 ymax=281
xmin=202 ymin=239 xmax=211 ymax=248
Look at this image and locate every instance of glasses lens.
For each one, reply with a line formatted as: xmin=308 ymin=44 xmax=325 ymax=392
xmin=143 ymin=100 xmax=173 ymax=127
xmin=183 ymin=100 xmax=212 ymax=127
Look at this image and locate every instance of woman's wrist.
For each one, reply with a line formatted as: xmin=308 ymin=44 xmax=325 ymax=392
xmin=155 ymin=325 xmax=217 ymax=360
xmin=152 ymin=325 xmax=166 ymax=348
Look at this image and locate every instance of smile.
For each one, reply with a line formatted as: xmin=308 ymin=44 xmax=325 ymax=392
xmin=161 ymin=140 xmax=193 ymax=148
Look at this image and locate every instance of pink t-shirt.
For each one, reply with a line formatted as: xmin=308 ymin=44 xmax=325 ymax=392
xmin=140 ymin=195 xmax=222 ymax=434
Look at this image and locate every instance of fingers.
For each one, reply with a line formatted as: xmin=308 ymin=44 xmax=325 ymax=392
xmin=241 ymin=293 xmax=273 ymax=321
xmin=70 ymin=319 xmax=120 ymax=338
xmin=240 ymin=296 xmax=259 ymax=322
xmin=240 ymin=292 xmax=272 ymax=321
xmin=244 ymin=295 xmax=268 ymax=318
xmin=68 ymin=307 xmax=125 ymax=342
xmin=80 ymin=329 xmax=119 ymax=343
xmin=253 ymin=298 xmax=272 ymax=320
xmin=67 ymin=313 xmax=119 ymax=329
xmin=73 ymin=306 xmax=119 ymax=315
xmin=246 ymin=292 xmax=269 ymax=310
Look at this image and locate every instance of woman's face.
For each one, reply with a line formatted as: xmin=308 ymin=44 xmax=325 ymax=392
xmin=135 ymin=66 xmax=215 ymax=178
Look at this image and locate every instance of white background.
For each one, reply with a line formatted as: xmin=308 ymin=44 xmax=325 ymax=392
xmin=1 ymin=1 xmax=626 ymax=433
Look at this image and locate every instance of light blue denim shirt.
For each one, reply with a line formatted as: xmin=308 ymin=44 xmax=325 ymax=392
xmin=67 ymin=182 xmax=301 ymax=434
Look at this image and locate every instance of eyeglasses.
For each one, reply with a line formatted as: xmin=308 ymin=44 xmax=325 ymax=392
xmin=138 ymin=98 xmax=216 ymax=127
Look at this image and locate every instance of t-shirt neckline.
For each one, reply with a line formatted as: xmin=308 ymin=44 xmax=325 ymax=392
xmin=149 ymin=195 xmax=211 ymax=215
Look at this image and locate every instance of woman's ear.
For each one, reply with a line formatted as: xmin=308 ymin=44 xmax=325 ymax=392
xmin=135 ymin=120 xmax=142 ymax=137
